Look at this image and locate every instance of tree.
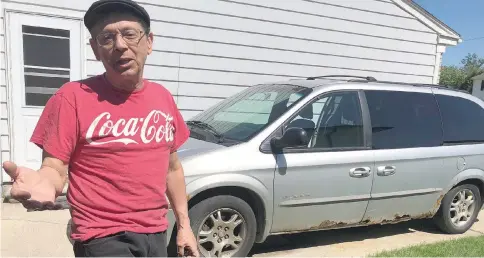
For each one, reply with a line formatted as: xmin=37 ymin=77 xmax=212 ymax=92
xmin=439 ymin=53 xmax=484 ymax=92
xmin=439 ymin=65 xmax=467 ymax=88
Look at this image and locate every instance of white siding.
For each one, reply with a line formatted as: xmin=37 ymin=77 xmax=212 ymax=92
xmin=0 ymin=14 xmax=10 ymax=171
xmin=472 ymin=79 xmax=484 ymax=101
xmin=110 ymin=0 xmax=438 ymax=118
xmin=0 ymin=0 xmax=440 ymax=171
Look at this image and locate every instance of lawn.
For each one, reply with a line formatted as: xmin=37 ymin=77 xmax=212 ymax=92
xmin=371 ymin=235 xmax=484 ymax=257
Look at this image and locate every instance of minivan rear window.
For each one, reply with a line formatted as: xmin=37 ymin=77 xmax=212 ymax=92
xmin=435 ymin=94 xmax=484 ymax=144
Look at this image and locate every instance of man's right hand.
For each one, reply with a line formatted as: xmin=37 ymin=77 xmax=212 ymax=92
xmin=3 ymin=161 xmax=60 ymax=211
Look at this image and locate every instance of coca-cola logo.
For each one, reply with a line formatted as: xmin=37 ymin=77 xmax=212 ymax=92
xmin=86 ymin=110 xmax=175 ymax=145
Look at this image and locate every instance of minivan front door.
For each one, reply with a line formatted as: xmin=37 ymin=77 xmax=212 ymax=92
xmin=269 ymin=90 xmax=375 ymax=233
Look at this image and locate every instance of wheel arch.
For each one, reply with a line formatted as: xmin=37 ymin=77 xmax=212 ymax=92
xmin=432 ymin=169 xmax=484 ymax=235
xmin=441 ymin=169 xmax=484 ymax=210
xmin=167 ymin=173 xmax=273 ymax=249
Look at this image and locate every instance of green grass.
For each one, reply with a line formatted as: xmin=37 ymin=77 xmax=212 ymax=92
xmin=371 ymin=235 xmax=484 ymax=257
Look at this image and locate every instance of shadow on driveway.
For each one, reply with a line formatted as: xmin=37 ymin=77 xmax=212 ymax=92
xmin=249 ymin=219 xmax=444 ymax=256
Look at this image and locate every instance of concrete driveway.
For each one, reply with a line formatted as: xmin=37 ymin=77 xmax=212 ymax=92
xmin=251 ymin=214 xmax=484 ymax=257
xmin=2 ymin=198 xmax=483 ymax=257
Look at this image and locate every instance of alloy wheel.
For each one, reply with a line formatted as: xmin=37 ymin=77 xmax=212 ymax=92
xmin=197 ymin=208 xmax=247 ymax=257
xmin=449 ymin=188 xmax=476 ymax=227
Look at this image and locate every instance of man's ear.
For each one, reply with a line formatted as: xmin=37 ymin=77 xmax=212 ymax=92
xmin=147 ymin=31 xmax=154 ymax=55
xmin=89 ymin=38 xmax=101 ymax=61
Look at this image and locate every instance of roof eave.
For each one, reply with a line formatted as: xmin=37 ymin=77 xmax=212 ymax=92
xmin=439 ymin=35 xmax=462 ymax=46
xmin=392 ymin=0 xmax=462 ymax=45
xmin=472 ymin=73 xmax=484 ymax=80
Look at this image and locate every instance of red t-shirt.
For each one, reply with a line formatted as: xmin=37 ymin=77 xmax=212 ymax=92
xmin=30 ymin=74 xmax=190 ymax=242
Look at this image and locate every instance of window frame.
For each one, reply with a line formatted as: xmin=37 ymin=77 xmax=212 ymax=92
xmin=259 ymin=89 xmax=373 ymax=154
xmin=6 ymin=11 xmax=84 ymax=110
xmin=21 ymin=25 xmax=72 ymax=107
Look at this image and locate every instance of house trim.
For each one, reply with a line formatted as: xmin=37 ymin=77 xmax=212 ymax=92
xmin=2 ymin=1 xmax=84 ymax=19
xmin=392 ymin=0 xmax=461 ymax=46
xmin=472 ymin=73 xmax=484 ymax=80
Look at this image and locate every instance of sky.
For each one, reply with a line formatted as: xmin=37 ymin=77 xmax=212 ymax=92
xmin=413 ymin=0 xmax=484 ymax=67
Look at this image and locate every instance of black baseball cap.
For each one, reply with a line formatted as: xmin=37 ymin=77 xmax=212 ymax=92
xmin=84 ymin=0 xmax=150 ymax=31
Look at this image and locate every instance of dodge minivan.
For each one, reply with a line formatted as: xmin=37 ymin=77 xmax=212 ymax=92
xmin=165 ymin=75 xmax=484 ymax=257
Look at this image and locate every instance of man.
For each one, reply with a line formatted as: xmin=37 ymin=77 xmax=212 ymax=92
xmin=2 ymin=0 xmax=199 ymax=256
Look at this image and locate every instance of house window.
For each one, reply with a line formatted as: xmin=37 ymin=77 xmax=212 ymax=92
xmin=22 ymin=25 xmax=71 ymax=106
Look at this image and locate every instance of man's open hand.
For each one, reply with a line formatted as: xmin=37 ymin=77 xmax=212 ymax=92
xmin=177 ymin=225 xmax=199 ymax=257
xmin=3 ymin=161 xmax=60 ymax=211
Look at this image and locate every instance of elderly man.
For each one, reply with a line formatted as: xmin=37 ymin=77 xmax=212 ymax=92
xmin=2 ymin=0 xmax=199 ymax=256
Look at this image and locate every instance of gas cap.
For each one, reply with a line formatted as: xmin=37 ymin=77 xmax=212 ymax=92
xmin=457 ymin=157 xmax=467 ymax=171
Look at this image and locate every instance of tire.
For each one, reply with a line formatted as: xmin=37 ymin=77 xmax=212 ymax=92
xmin=433 ymin=184 xmax=482 ymax=234
xmin=189 ymin=195 xmax=257 ymax=257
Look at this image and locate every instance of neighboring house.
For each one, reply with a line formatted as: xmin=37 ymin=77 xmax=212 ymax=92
xmin=0 ymin=0 xmax=461 ymax=186
xmin=472 ymin=73 xmax=484 ymax=100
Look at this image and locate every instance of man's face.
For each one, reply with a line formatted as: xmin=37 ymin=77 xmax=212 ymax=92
xmin=89 ymin=13 xmax=153 ymax=83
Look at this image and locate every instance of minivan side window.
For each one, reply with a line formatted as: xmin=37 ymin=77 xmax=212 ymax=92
xmin=364 ymin=90 xmax=443 ymax=149
xmin=285 ymin=91 xmax=365 ymax=149
xmin=435 ymin=94 xmax=484 ymax=144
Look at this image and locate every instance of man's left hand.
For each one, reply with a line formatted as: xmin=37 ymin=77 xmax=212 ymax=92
xmin=177 ymin=226 xmax=199 ymax=257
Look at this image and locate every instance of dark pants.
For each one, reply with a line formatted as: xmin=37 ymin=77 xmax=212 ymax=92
xmin=73 ymin=231 xmax=168 ymax=257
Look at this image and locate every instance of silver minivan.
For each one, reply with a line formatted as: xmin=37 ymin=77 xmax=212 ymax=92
xmin=165 ymin=75 xmax=484 ymax=257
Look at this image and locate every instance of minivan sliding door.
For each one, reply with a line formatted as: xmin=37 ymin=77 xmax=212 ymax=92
xmin=362 ymin=89 xmax=446 ymax=224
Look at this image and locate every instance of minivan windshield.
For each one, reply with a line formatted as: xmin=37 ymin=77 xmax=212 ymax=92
xmin=187 ymin=83 xmax=312 ymax=145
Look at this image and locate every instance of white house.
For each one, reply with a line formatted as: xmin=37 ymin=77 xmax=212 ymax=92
xmin=0 ymin=0 xmax=462 ymax=187
xmin=472 ymin=73 xmax=484 ymax=100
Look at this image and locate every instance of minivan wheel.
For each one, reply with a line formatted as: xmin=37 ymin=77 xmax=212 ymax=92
xmin=434 ymin=184 xmax=481 ymax=234
xmin=189 ymin=195 xmax=257 ymax=257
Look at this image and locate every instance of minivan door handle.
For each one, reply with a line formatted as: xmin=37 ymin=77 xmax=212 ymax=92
xmin=377 ymin=166 xmax=396 ymax=176
xmin=349 ymin=167 xmax=371 ymax=178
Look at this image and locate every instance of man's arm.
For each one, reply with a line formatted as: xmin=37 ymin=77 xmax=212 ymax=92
xmin=29 ymin=91 xmax=76 ymax=197
xmin=166 ymin=151 xmax=190 ymax=229
xmin=40 ymin=150 xmax=69 ymax=197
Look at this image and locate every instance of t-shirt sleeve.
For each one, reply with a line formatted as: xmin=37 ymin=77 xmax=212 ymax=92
xmin=169 ymin=95 xmax=190 ymax=153
xmin=30 ymin=92 xmax=79 ymax=163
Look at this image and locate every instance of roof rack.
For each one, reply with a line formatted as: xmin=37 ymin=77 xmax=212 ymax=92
xmin=371 ymin=80 xmax=470 ymax=94
xmin=306 ymin=75 xmax=377 ymax=82
xmin=364 ymin=81 xmax=469 ymax=94
xmin=303 ymin=75 xmax=469 ymax=94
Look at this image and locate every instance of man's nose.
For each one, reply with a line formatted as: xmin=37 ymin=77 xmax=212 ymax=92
xmin=113 ymin=34 xmax=128 ymax=51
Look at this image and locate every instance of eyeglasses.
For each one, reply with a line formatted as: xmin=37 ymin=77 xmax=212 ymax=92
xmin=95 ymin=29 xmax=147 ymax=47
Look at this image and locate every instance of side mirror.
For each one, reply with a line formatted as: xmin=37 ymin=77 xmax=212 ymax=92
xmin=271 ymin=127 xmax=309 ymax=150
